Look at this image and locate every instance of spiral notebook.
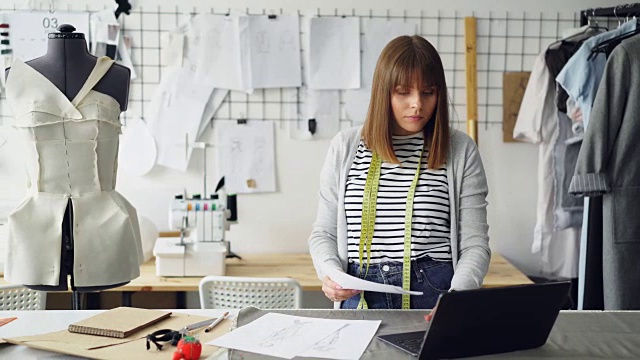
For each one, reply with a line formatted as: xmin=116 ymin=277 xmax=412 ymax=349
xmin=68 ymin=307 xmax=172 ymax=339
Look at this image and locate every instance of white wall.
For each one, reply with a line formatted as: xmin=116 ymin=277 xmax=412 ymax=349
xmin=0 ymin=0 xmax=632 ymax=282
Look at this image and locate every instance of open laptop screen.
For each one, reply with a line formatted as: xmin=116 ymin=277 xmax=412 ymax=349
xmin=377 ymin=282 xmax=571 ymax=359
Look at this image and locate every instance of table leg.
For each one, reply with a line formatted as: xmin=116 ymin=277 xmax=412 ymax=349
xmin=176 ymin=291 xmax=186 ymax=309
xmin=122 ymin=291 xmax=134 ymax=307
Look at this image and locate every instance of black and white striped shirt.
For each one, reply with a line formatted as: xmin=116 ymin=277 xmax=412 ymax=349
xmin=345 ymin=132 xmax=452 ymax=264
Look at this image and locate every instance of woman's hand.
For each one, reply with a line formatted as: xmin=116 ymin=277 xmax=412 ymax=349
xmin=322 ymin=275 xmax=361 ymax=302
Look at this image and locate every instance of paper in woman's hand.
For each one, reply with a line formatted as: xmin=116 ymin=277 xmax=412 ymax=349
xmin=327 ymin=268 xmax=423 ymax=295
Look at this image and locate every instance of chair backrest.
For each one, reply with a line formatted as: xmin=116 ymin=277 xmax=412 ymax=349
xmin=199 ymin=276 xmax=302 ymax=309
xmin=0 ymin=284 xmax=47 ymax=310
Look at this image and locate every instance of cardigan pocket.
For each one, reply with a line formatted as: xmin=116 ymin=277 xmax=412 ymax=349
xmin=613 ymin=187 xmax=640 ymax=243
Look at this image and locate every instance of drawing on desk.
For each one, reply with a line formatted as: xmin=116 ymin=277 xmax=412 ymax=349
xmin=208 ymin=313 xmax=348 ymax=359
xmin=310 ymin=327 xmax=341 ymax=351
xmin=258 ymin=319 xmax=312 ymax=347
xmin=300 ymin=320 xmax=382 ymax=360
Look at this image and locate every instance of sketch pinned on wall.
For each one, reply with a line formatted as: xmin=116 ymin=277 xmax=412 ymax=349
xmin=256 ymin=30 xmax=270 ymax=53
xmin=89 ymin=9 xmax=120 ymax=60
xmin=345 ymin=18 xmax=418 ymax=123
xmin=197 ymin=89 xmax=228 ymax=139
xmin=241 ymin=15 xmax=301 ymax=89
xmin=279 ymin=30 xmax=297 ymax=51
xmin=307 ymin=17 xmax=360 ymax=90
xmin=163 ymin=14 xmax=246 ymax=91
xmin=217 ymin=121 xmax=276 ymax=193
xmin=289 ymin=88 xmax=340 ymax=140
xmin=5 ymin=11 xmax=90 ymax=62
xmin=146 ymin=66 xmax=216 ymax=172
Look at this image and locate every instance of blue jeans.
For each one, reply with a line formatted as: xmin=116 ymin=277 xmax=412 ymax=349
xmin=340 ymin=257 xmax=453 ymax=309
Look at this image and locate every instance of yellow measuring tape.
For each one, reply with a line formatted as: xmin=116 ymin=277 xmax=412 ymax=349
xmin=358 ymin=147 xmax=424 ymax=309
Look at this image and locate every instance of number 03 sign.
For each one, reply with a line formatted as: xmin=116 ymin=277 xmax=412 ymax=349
xmin=5 ymin=11 xmax=89 ymax=61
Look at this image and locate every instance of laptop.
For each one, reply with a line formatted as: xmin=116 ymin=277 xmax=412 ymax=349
xmin=377 ymin=281 xmax=571 ymax=359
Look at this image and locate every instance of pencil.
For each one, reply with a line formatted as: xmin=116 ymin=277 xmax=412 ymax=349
xmin=204 ymin=311 xmax=229 ymax=333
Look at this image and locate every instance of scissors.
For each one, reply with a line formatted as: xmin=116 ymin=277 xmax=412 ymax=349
xmin=146 ymin=318 xmax=215 ymax=350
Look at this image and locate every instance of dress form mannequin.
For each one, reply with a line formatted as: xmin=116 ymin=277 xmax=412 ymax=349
xmin=5 ymin=24 xmax=130 ymax=110
xmin=4 ymin=25 xmax=140 ymax=307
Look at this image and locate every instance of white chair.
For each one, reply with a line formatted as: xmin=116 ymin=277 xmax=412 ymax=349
xmin=199 ymin=276 xmax=302 ymax=309
xmin=0 ymin=284 xmax=47 ymax=310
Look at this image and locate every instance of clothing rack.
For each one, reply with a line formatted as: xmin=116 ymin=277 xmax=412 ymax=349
xmin=580 ymin=3 xmax=640 ymax=26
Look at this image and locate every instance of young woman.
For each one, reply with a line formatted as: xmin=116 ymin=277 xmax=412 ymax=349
xmin=308 ymin=35 xmax=490 ymax=309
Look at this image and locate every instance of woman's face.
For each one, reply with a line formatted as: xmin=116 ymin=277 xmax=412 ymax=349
xmin=390 ymin=82 xmax=438 ymax=136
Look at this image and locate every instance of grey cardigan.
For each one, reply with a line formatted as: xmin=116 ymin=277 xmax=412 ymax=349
xmin=308 ymin=126 xmax=491 ymax=291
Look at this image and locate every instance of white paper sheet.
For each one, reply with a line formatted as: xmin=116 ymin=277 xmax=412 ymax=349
xmin=240 ymin=15 xmax=301 ymax=89
xmin=208 ymin=313 xmax=349 ymax=359
xmin=146 ymin=67 xmax=216 ymax=172
xmin=300 ymin=320 xmax=382 ymax=360
xmin=290 ymin=88 xmax=340 ymax=140
xmin=89 ymin=9 xmax=120 ymax=60
xmin=160 ymin=31 xmax=184 ymax=68
xmin=8 ymin=11 xmax=90 ymax=61
xmin=117 ymin=34 xmax=137 ymax=80
xmin=308 ymin=17 xmax=360 ymax=90
xmin=217 ymin=121 xmax=276 ymax=193
xmin=118 ymin=115 xmax=157 ymax=177
xmin=162 ymin=14 xmax=246 ymax=91
xmin=190 ymin=14 xmax=247 ymax=91
xmin=327 ymin=268 xmax=423 ymax=295
xmin=345 ymin=19 xmax=417 ymax=123
xmin=197 ymin=89 xmax=229 ymax=139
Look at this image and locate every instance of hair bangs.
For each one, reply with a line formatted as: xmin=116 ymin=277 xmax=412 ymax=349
xmin=389 ymin=46 xmax=438 ymax=90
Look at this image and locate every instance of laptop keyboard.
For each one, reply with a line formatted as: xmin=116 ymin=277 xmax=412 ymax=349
xmin=397 ymin=337 xmax=424 ymax=353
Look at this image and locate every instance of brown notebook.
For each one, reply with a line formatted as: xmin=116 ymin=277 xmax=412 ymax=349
xmin=68 ymin=307 xmax=172 ymax=339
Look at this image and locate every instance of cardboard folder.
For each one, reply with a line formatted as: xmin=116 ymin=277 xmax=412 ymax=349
xmin=68 ymin=307 xmax=172 ymax=338
xmin=4 ymin=312 xmax=231 ymax=360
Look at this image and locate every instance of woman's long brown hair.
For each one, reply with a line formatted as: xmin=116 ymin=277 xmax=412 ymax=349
xmin=362 ymin=35 xmax=450 ymax=169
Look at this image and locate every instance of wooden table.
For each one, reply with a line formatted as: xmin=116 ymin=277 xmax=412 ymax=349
xmin=111 ymin=252 xmax=532 ymax=293
xmin=1 ymin=252 xmax=532 ymax=307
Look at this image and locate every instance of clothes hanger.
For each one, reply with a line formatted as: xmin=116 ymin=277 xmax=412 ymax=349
xmin=548 ymin=9 xmax=608 ymax=49
xmin=589 ymin=7 xmax=640 ymax=60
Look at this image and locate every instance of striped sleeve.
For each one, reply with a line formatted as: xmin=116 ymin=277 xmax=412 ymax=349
xmin=568 ymin=173 xmax=609 ymax=197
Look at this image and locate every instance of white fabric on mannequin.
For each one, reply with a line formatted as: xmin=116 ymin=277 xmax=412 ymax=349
xmin=4 ymin=57 xmax=143 ymax=287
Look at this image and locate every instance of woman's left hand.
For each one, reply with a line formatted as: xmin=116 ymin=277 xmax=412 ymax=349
xmin=322 ymin=275 xmax=361 ymax=302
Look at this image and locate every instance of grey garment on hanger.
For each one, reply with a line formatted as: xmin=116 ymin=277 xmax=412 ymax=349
xmin=552 ymin=90 xmax=583 ymax=231
xmin=570 ymin=35 xmax=640 ymax=309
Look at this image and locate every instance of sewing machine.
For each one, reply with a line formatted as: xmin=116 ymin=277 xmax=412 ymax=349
xmin=153 ymin=193 xmax=233 ymax=277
